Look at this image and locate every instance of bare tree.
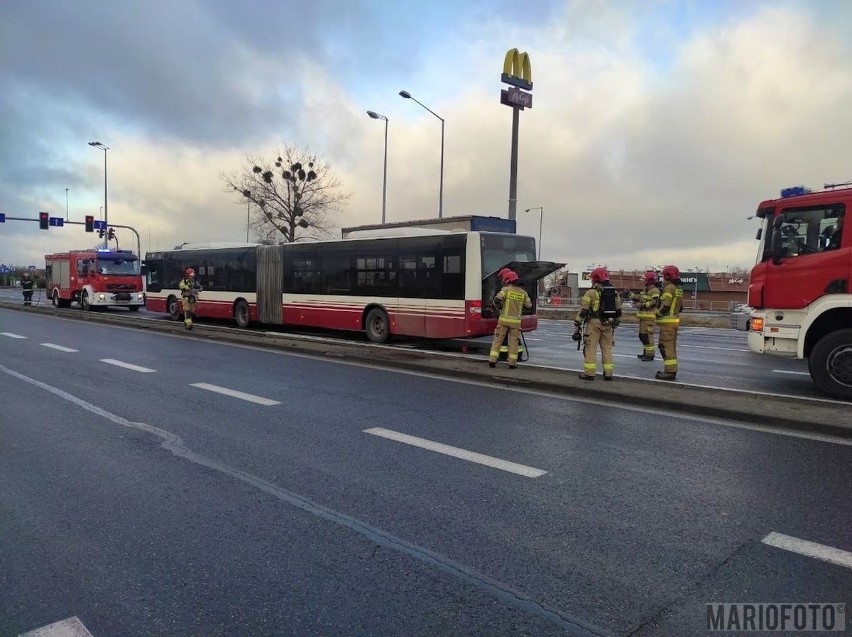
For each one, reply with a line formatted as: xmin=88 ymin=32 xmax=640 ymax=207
xmin=223 ymin=145 xmax=350 ymax=244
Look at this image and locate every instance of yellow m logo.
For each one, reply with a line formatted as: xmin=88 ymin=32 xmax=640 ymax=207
xmin=501 ymin=48 xmax=532 ymax=90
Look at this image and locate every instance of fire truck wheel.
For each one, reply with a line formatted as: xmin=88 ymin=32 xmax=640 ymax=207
xmin=52 ymin=290 xmax=60 ymax=308
xmin=81 ymin=292 xmax=92 ymax=311
xmin=364 ymin=307 xmax=390 ymax=344
xmin=808 ymin=329 xmax=852 ymax=400
xmin=233 ymin=300 xmax=249 ymax=328
xmin=168 ymin=296 xmax=181 ymax=321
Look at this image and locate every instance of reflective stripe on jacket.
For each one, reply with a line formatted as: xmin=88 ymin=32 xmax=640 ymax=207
xmin=656 ymin=281 xmax=683 ymax=324
xmin=631 ymin=285 xmax=660 ymax=319
xmin=495 ymin=285 xmax=531 ymax=326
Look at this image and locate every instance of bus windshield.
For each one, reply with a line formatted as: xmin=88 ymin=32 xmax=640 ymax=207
xmin=480 ymin=234 xmax=536 ymax=274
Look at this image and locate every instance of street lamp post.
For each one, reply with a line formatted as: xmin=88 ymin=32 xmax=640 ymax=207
xmin=525 ymin=206 xmax=544 ymax=259
xmin=65 ymin=188 xmax=69 ymax=221
xmin=88 ymin=141 xmax=109 ymax=248
xmin=366 ymin=110 xmax=389 ymax=224
xmin=399 ymin=90 xmax=444 ymax=218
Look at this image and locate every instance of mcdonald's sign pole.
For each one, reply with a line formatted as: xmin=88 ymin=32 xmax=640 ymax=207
xmin=500 ymin=48 xmax=533 ymax=221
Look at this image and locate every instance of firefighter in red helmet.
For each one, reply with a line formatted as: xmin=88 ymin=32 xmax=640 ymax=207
xmin=655 ymin=265 xmax=683 ymax=380
xmin=488 ymin=270 xmax=531 ymax=369
xmin=179 ymin=267 xmax=203 ymax=330
xmin=624 ymin=270 xmax=660 ymax=361
xmin=574 ymin=266 xmax=622 ymax=380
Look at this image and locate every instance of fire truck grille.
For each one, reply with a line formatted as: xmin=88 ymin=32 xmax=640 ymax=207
xmin=106 ymin=283 xmax=139 ymax=291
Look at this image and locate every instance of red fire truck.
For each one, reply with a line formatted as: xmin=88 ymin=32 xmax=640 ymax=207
xmin=743 ymin=184 xmax=851 ymax=399
xmin=44 ymin=249 xmax=145 ymax=311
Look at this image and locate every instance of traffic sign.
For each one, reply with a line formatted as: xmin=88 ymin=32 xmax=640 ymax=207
xmin=0 ymin=213 xmax=5 ymax=223
xmin=49 ymin=217 xmax=65 ymax=227
xmin=93 ymin=220 xmax=106 ymax=231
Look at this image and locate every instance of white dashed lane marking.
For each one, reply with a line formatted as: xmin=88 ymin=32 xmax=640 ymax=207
xmin=762 ymin=532 xmax=852 ymax=570
xmin=42 ymin=343 xmax=79 ymax=353
xmin=1 ymin=332 xmax=27 ymax=339
xmin=190 ymin=382 xmax=281 ymax=406
xmin=364 ymin=427 xmax=547 ymax=478
xmin=100 ymin=359 xmax=157 ymax=373
xmin=19 ymin=615 xmax=95 ymax=636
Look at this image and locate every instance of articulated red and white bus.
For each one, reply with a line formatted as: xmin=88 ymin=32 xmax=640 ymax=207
xmin=142 ymin=230 xmax=562 ymax=342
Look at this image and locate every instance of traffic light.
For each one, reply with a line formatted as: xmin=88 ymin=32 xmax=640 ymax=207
xmin=39 ymin=212 xmax=49 ymax=230
xmin=97 ymin=228 xmax=105 ymax=239
xmin=85 ymin=215 xmax=94 ymax=232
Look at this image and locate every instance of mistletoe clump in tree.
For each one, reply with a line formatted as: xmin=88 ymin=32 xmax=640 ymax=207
xmin=224 ymin=145 xmax=350 ymax=244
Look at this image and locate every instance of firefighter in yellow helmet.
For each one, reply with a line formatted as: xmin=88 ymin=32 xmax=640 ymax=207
xmin=655 ymin=265 xmax=684 ymax=381
xmin=625 ymin=270 xmax=661 ymax=361
xmin=179 ymin=268 xmax=202 ymax=330
xmin=574 ymin=267 xmax=622 ymax=380
xmin=488 ymin=270 xmax=532 ymax=369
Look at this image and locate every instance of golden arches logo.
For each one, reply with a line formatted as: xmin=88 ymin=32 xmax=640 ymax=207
xmin=501 ymin=48 xmax=532 ymax=90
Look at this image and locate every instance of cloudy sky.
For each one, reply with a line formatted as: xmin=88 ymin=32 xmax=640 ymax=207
xmin=2 ymin=0 xmax=851 ymax=274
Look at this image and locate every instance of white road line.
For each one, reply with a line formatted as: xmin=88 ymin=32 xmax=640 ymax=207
xmin=99 ymin=358 xmax=156 ymax=373
xmin=1 ymin=332 xmax=27 ymax=339
xmin=762 ymin=532 xmax=852 ymax=570
xmin=364 ymin=427 xmax=547 ymax=478
xmin=772 ymin=369 xmax=810 ymax=376
xmin=190 ymin=382 xmax=281 ymax=405
xmin=19 ymin=616 xmax=95 ymax=637
xmin=41 ymin=343 xmax=79 ymax=353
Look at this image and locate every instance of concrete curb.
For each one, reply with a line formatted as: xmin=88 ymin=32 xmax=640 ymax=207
xmin=3 ymin=300 xmax=850 ymax=439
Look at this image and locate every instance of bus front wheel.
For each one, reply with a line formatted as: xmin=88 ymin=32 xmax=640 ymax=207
xmin=809 ymin=329 xmax=852 ymax=400
xmin=365 ymin=308 xmax=390 ymax=344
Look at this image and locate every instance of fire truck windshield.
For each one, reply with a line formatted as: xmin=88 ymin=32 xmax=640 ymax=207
xmin=96 ymin=258 xmax=140 ymax=275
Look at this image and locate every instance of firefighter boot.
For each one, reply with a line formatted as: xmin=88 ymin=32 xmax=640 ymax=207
xmin=185 ymin=314 xmax=193 ymax=330
xmin=655 ymin=371 xmax=677 ymax=381
xmin=578 ymin=372 xmax=595 ymax=381
xmin=637 ymin=354 xmax=655 ymax=361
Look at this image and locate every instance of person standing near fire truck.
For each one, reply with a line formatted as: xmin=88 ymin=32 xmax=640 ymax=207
xmin=179 ymin=268 xmax=202 ymax=330
xmin=625 ymin=271 xmax=660 ymax=361
xmin=655 ymin=265 xmax=684 ymax=381
xmin=21 ymin=271 xmax=35 ymax=306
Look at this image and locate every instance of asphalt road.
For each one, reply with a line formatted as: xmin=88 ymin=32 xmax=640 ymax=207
xmin=0 ymin=287 xmax=819 ymax=401
xmin=1 ymin=309 xmax=850 ymax=636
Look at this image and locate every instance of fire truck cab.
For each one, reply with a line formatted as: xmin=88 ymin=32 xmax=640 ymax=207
xmin=44 ymin=249 xmax=145 ymax=311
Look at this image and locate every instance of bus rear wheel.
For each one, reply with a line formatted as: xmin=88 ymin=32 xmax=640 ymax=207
xmin=365 ymin=308 xmax=390 ymax=344
xmin=809 ymin=329 xmax=852 ymax=400
xmin=233 ymin=300 xmax=249 ymax=328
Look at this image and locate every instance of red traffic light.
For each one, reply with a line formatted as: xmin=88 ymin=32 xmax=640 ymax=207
xmin=85 ymin=215 xmax=94 ymax=232
xmin=39 ymin=212 xmax=49 ymax=230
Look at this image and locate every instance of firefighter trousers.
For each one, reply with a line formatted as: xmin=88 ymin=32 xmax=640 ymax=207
xmin=181 ymin=297 xmax=196 ymax=325
xmin=638 ymin=317 xmax=656 ymax=356
xmin=489 ymin=323 xmax=521 ymax=365
xmin=582 ymin=319 xmax=614 ymax=377
xmin=657 ymin=322 xmax=679 ymax=372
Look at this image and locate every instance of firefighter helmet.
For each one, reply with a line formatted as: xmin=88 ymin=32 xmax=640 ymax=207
xmin=590 ymin=267 xmax=609 ymax=284
xmin=185 ymin=268 xmax=195 ymax=277
xmin=498 ymin=267 xmax=513 ymax=281
xmin=661 ymin=265 xmax=680 ymax=280
xmin=502 ymin=271 xmax=519 ymax=284
xmin=643 ymin=271 xmax=657 ymax=284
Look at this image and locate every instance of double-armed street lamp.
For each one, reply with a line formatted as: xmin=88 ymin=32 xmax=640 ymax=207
xmin=366 ymin=110 xmax=389 ymax=224
xmin=525 ymin=206 xmax=544 ymax=259
xmin=399 ymin=90 xmax=444 ymax=218
xmin=88 ymin=141 xmax=109 ymax=247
